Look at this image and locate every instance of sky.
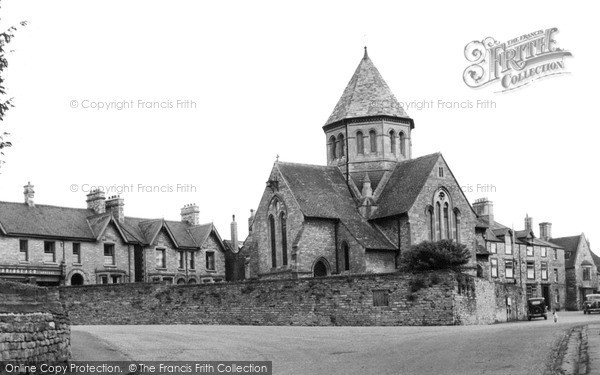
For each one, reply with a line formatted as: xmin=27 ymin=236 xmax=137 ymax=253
xmin=0 ymin=0 xmax=598 ymax=251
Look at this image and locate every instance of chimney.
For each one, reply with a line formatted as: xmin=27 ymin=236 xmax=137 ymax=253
xmin=539 ymin=222 xmax=552 ymax=241
xmin=181 ymin=203 xmax=200 ymax=226
xmin=248 ymin=209 xmax=255 ymax=233
xmin=23 ymin=182 xmax=35 ymax=207
xmin=106 ymin=195 xmax=125 ymax=222
xmin=86 ymin=189 xmax=106 ymax=214
xmin=524 ymin=214 xmax=532 ymax=232
xmin=231 ymin=215 xmax=239 ymax=252
xmin=472 ymin=197 xmax=494 ymax=225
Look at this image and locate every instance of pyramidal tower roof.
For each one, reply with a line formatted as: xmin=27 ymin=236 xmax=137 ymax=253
xmin=324 ymin=47 xmax=410 ymax=127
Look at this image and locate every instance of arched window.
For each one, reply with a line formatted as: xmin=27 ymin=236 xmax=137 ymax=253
xmin=426 ymin=206 xmax=434 ymax=241
xmin=444 ymin=202 xmax=450 ymax=239
xmin=389 ymin=130 xmax=396 ymax=154
xmin=269 ymin=214 xmax=276 ymax=267
xmin=342 ymin=242 xmax=350 ymax=271
xmin=280 ymin=212 xmax=288 ymax=266
xmin=399 ymin=131 xmax=406 ymax=157
xmin=453 ymin=208 xmax=461 ymax=243
xmin=369 ymin=130 xmax=377 ymax=153
xmin=313 ymin=259 xmax=328 ymax=277
xmin=337 ymin=134 xmax=345 ymax=158
xmin=435 ymin=202 xmax=441 ymax=241
xmin=329 ymin=135 xmax=337 ymax=160
xmin=356 ymin=131 xmax=364 ymax=154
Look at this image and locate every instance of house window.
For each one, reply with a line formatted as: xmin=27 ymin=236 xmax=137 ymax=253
xmin=541 ymin=247 xmax=547 ymax=257
xmin=369 ymin=130 xmax=377 ymax=153
xmin=583 ymin=266 xmax=591 ymax=281
xmin=72 ymin=243 xmax=81 ymax=263
xmin=373 ymin=290 xmax=389 ymax=307
xmin=280 ymin=212 xmax=288 ymax=266
xmin=44 ymin=241 xmax=56 ymax=263
xmin=189 ymin=251 xmax=195 ymax=270
xmin=526 ymin=285 xmax=536 ymax=299
xmin=526 ymin=246 xmax=534 ymax=257
xmin=329 ymin=135 xmax=337 ymax=160
xmin=342 ymin=242 xmax=350 ymax=271
xmin=555 ymin=290 xmax=559 ymax=304
xmin=491 ymin=259 xmax=498 ymax=278
xmin=399 ymin=131 xmax=406 ymax=156
xmin=490 ymin=243 xmax=497 ymax=254
xmin=453 ymin=208 xmax=461 ymax=243
xmin=554 ymin=268 xmax=559 ymax=283
xmin=155 ymin=248 xmax=166 ymax=268
xmin=206 ymin=251 xmax=215 ymax=271
xmin=541 ymin=262 xmax=548 ymax=280
xmin=178 ymin=251 xmax=185 ymax=269
xmin=389 ymin=130 xmax=396 ymax=154
xmin=104 ymin=244 xmax=115 ymax=265
xmin=19 ymin=239 xmax=28 ymax=262
xmin=505 ymin=242 xmax=513 ymax=255
xmin=100 ymin=275 xmax=108 ymax=284
xmin=438 ymin=167 xmax=444 ymax=178
xmin=356 ymin=131 xmax=364 ymax=154
xmin=505 ymin=261 xmax=514 ymax=279
xmin=527 ymin=261 xmax=535 ymax=279
xmin=553 ymin=249 xmax=557 ymax=260
xmin=269 ymin=214 xmax=277 ymax=267
xmin=337 ymin=134 xmax=345 ymax=158
xmin=111 ymin=275 xmax=121 ymax=284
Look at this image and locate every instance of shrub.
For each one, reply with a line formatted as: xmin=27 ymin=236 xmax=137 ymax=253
xmin=400 ymin=239 xmax=470 ymax=272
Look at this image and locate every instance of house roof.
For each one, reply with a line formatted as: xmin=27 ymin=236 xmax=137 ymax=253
xmin=550 ymin=235 xmax=582 ymax=268
xmin=324 ymin=48 xmax=410 ymax=127
xmin=276 ymin=162 xmax=395 ymax=250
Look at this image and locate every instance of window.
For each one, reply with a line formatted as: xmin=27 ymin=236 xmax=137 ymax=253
xmin=399 ymin=131 xmax=406 ymax=156
xmin=155 ymin=248 xmax=166 ymax=268
xmin=555 ymin=289 xmax=559 ymax=304
xmin=453 ymin=209 xmax=461 ymax=242
xmin=189 ymin=251 xmax=195 ymax=270
xmin=104 ymin=244 xmax=115 ymax=265
xmin=280 ymin=212 xmax=288 ymax=266
xmin=505 ymin=261 xmax=514 ymax=279
xmin=541 ymin=262 xmax=548 ymax=280
xmin=438 ymin=167 xmax=444 ymax=178
xmin=526 ymin=246 xmax=534 ymax=257
xmin=505 ymin=241 xmax=513 ymax=255
xmin=163 ymin=277 xmax=173 ymax=284
xmin=565 ymin=251 xmax=571 ymax=260
xmin=490 ymin=243 xmax=497 ymax=254
xmin=342 ymin=242 xmax=350 ymax=271
xmin=269 ymin=214 xmax=277 ymax=267
xmin=337 ymin=134 xmax=345 ymax=158
xmin=443 ymin=203 xmax=450 ymax=239
xmin=369 ymin=130 xmax=377 ymax=153
xmin=44 ymin=241 xmax=56 ymax=263
xmin=583 ymin=266 xmax=591 ymax=281
xmin=553 ymin=249 xmax=557 ymax=260
xmin=100 ymin=275 xmax=108 ymax=284
xmin=111 ymin=275 xmax=121 ymax=284
xmin=206 ymin=251 xmax=215 ymax=271
xmin=527 ymin=261 xmax=535 ymax=279
xmin=73 ymin=243 xmax=81 ymax=263
xmin=389 ymin=130 xmax=396 ymax=154
xmin=329 ymin=135 xmax=336 ymax=160
xmin=426 ymin=206 xmax=434 ymax=241
xmin=19 ymin=239 xmax=28 ymax=262
xmin=526 ymin=285 xmax=536 ymax=299
xmin=435 ymin=202 xmax=441 ymax=241
xmin=491 ymin=259 xmax=498 ymax=278
xmin=178 ymin=251 xmax=185 ymax=269
xmin=373 ymin=290 xmax=389 ymax=307
xmin=541 ymin=247 xmax=547 ymax=257
xmin=554 ymin=268 xmax=559 ymax=283
xmin=356 ymin=131 xmax=364 ymax=154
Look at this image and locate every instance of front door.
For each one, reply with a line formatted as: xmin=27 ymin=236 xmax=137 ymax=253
xmin=134 ymin=245 xmax=144 ymax=282
xmin=542 ymin=285 xmax=550 ymax=309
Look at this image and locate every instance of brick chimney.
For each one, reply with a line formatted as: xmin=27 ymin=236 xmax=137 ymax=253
xmin=248 ymin=209 xmax=255 ymax=233
xmin=473 ymin=197 xmax=494 ymax=225
xmin=181 ymin=203 xmax=200 ymax=226
xmin=231 ymin=215 xmax=239 ymax=252
xmin=524 ymin=214 xmax=533 ymax=232
xmin=539 ymin=222 xmax=552 ymax=241
xmin=23 ymin=182 xmax=35 ymax=207
xmin=106 ymin=195 xmax=125 ymax=222
xmin=86 ymin=189 xmax=106 ymax=214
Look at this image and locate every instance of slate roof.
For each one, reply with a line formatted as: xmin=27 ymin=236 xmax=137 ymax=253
xmin=325 ymin=48 xmax=410 ymax=127
xmin=276 ymin=162 xmax=395 ymax=250
xmin=550 ymin=235 xmax=581 ymax=268
xmin=370 ymin=153 xmax=440 ymax=219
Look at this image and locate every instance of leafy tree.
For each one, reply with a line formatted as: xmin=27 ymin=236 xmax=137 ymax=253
xmin=400 ymin=239 xmax=471 ymax=272
xmin=0 ymin=1 xmax=26 ymax=169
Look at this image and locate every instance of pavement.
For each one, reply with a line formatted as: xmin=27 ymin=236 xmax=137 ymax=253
xmin=587 ymin=323 xmax=600 ymax=374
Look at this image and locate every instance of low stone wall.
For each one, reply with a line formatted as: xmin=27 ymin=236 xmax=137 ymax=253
xmin=0 ymin=281 xmax=70 ymax=362
xmin=60 ymin=272 xmax=518 ymax=326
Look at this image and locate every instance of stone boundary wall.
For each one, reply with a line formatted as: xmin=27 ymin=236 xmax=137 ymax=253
xmin=0 ymin=281 xmax=70 ymax=363
xmin=59 ymin=272 xmax=519 ymax=326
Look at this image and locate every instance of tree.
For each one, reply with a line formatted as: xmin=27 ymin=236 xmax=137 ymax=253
xmin=400 ymin=239 xmax=471 ymax=272
xmin=0 ymin=1 xmax=26 ymax=169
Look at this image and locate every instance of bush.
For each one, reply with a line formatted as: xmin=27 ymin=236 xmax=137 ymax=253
xmin=400 ymin=240 xmax=470 ymax=272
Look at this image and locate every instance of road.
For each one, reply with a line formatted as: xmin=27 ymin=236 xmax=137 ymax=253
xmin=71 ymin=312 xmax=600 ymax=375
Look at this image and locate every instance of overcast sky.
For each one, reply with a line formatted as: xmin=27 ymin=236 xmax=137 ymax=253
xmin=0 ymin=0 xmax=597 ymax=252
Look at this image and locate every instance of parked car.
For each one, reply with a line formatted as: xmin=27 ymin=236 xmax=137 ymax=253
xmin=583 ymin=294 xmax=600 ymax=314
xmin=527 ymin=298 xmax=547 ymax=321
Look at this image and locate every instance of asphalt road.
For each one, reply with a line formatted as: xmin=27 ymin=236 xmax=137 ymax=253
xmin=71 ymin=312 xmax=600 ymax=375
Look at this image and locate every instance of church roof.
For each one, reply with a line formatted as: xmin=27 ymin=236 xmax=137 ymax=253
xmin=324 ymin=48 xmax=410 ymax=127
xmin=276 ymin=162 xmax=396 ymax=250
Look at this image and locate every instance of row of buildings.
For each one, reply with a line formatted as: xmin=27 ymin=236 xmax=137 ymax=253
xmin=1 ymin=48 xmax=598 ymax=311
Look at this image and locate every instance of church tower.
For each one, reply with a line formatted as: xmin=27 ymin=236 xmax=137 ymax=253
xmin=323 ymin=48 xmax=414 ymax=191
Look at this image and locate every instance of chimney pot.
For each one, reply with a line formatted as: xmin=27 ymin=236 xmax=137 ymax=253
xmin=23 ymin=182 xmax=35 ymax=207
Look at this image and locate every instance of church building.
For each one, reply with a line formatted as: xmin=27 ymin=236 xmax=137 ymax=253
xmin=245 ymin=48 xmax=479 ymax=279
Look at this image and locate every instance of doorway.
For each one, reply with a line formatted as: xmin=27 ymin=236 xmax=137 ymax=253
xmin=541 ymin=285 xmax=551 ymax=309
xmin=134 ymin=245 xmax=144 ymax=282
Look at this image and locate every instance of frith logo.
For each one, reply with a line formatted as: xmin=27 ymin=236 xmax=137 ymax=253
xmin=463 ymin=28 xmax=572 ymax=92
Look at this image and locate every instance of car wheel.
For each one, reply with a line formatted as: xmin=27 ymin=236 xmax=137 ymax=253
xmin=544 ymin=315 xmax=547 ymax=320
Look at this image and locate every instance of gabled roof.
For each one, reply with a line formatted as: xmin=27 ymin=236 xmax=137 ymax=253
xmin=325 ymin=48 xmax=410 ymax=127
xmin=550 ymin=235 xmax=582 ymax=268
xmin=276 ymin=162 xmax=395 ymax=250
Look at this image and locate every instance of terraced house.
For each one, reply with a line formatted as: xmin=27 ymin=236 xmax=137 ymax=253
xmin=0 ymin=184 xmax=226 ymax=285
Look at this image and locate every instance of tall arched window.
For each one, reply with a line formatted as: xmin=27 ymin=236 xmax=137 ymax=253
xmin=444 ymin=202 xmax=450 ymax=239
xmin=337 ymin=134 xmax=345 ymax=158
xmin=280 ymin=212 xmax=288 ymax=266
xmin=369 ymin=130 xmax=377 ymax=153
xmin=269 ymin=214 xmax=277 ymax=267
xmin=426 ymin=206 xmax=434 ymax=241
xmin=342 ymin=242 xmax=350 ymax=271
xmin=399 ymin=132 xmax=406 ymax=156
xmin=356 ymin=131 xmax=364 ymax=154
xmin=389 ymin=130 xmax=396 ymax=154
xmin=329 ymin=135 xmax=337 ymax=160
xmin=435 ymin=202 xmax=441 ymax=240
xmin=453 ymin=208 xmax=461 ymax=243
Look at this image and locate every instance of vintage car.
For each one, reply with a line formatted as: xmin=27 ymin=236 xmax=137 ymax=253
xmin=527 ymin=297 xmax=548 ymax=321
xmin=583 ymin=294 xmax=600 ymax=314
